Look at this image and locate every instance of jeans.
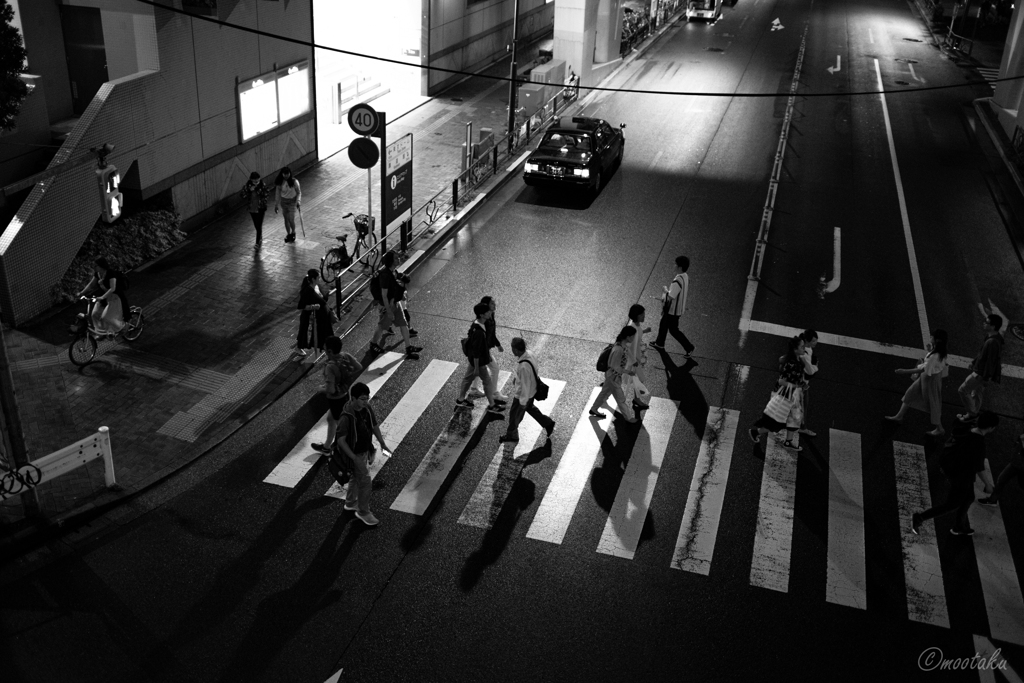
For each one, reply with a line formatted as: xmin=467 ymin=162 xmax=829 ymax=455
xmin=919 ymin=475 xmax=975 ymax=530
xmin=344 ymin=450 xmax=372 ymax=513
xmin=280 ymin=197 xmax=297 ymax=235
xmin=459 ymin=362 xmax=495 ymax=402
xmin=958 ymin=372 xmax=991 ymax=416
xmin=504 ymin=397 xmax=554 ymax=439
xmin=655 ymin=312 xmax=694 ymax=353
xmin=250 ymin=210 xmax=265 ymax=244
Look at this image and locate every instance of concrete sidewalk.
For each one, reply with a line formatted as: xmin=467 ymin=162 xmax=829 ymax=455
xmin=0 ymin=39 xmax=556 ymax=543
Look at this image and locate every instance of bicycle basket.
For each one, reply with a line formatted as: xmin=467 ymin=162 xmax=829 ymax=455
xmin=68 ymin=313 xmax=87 ymax=336
xmin=354 ymin=214 xmax=374 ymax=237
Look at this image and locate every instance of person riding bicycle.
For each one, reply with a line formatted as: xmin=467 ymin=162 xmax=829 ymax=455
xmin=76 ymin=257 xmax=128 ymax=335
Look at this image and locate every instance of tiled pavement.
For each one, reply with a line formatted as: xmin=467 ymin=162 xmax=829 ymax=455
xmin=0 ymin=42 xmax=553 ymax=536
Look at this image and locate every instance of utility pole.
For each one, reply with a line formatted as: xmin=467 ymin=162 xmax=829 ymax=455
xmin=507 ymin=0 xmax=522 ymax=151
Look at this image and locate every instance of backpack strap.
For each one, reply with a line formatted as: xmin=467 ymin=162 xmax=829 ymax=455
xmin=519 ymin=358 xmax=540 ymax=383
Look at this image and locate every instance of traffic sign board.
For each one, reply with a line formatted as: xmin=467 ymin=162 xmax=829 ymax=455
xmin=348 ymin=104 xmax=379 ymax=135
xmin=348 ymin=137 xmax=379 ymax=169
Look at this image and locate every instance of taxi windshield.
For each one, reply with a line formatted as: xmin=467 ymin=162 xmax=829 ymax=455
xmin=540 ymin=132 xmax=591 ymax=152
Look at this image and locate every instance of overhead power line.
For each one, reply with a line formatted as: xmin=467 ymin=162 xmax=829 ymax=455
xmin=134 ymin=0 xmax=1022 ymax=98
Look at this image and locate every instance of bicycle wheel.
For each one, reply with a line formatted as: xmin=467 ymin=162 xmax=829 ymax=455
xmin=320 ymin=249 xmax=345 ymax=283
xmin=122 ymin=308 xmax=145 ymax=341
xmin=357 ymin=238 xmax=375 ymax=267
xmin=68 ymin=334 xmax=97 ymax=366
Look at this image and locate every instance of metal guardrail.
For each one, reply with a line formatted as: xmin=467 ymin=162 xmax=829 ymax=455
xmin=0 ymin=427 xmax=115 ymax=502
xmin=327 ymin=83 xmax=580 ymax=316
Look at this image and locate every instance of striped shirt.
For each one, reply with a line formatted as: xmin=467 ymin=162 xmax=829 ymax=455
xmin=665 ymin=273 xmax=688 ymax=316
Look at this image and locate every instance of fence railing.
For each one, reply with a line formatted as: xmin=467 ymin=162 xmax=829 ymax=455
xmin=326 ymin=82 xmax=580 ymax=317
xmin=0 ymin=427 xmax=115 ymax=502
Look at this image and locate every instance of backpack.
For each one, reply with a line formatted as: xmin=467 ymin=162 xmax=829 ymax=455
xmin=462 ymin=323 xmax=482 ymax=359
xmin=520 ymin=359 xmax=549 ymax=401
xmin=369 ymin=268 xmax=383 ymax=304
xmin=596 ymin=344 xmax=613 ymax=372
xmin=327 ymin=414 xmax=356 ymax=487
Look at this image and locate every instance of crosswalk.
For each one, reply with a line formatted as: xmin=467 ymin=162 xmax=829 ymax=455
xmin=978 ymin=67 xmax=999 ymax=91
xmin=262 ymin=354 xmax=1024 ymax=645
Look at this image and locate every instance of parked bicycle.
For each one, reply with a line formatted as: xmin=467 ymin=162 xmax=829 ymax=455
xmin=68 ymin=296 xmax=145 ymax=366
xmin=320 ymin=212 xmax=378 ymax=284
xmin=0 ymin=447 xmax=41 ymax=496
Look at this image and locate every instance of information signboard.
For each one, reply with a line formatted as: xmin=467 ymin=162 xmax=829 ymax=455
xmin=384 ymin=133 xmax=413 ymax=236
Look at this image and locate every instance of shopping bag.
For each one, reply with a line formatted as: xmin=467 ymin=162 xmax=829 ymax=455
xmin=764 ymin=386 xmax=794 ymax=423
xmin=633 ymin=376 xmax=651 ymax=402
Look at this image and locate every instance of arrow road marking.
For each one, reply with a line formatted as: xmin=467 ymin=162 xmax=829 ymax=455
xmin=771 ymin=18 xmax=784 ymax=31
xmin=908 ymin=63 xmax=924 ymax=83
xmin=827 ymin=55 xmax=841 ymax=75
xmin=978 ymin=298 xmax=1009 ymax=333
xmin=819 ymin=227 xmax=841 ymax=297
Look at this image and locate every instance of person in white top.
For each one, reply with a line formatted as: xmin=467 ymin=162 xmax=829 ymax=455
xmin=274 ymin=166 xmax=302 ymax=243
xmin=886 ymin=329 xmax=949 ymax=436
xmin=499 ymin=338 xmax=556 ymax=443
xmin=651 ymin=255 xmax=695 ymax=357
xmin=626 ymin=303 xmax=652 ymax=410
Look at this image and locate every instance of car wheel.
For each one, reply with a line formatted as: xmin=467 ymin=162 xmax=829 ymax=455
xmin=591 ymin=171 xmax=602 ymax=196
xmin=616 ymin=145 xmax=624 ymax=169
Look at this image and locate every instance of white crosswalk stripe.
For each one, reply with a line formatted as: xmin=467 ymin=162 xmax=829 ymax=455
xmin=894 ymin=440 xmax=950 ymax=629
xmin=324 ymin=359 xmax=459 ymax=500
xmin=458 ymin=380 xmax=566 ymax=529
xmin=259 ymin=365 xmax=1024 ymax=638
xmin=596 ymin=397 xmax=677 ymax=559
xmin=262 ymin=352 xmax=404 ymax=489
xmin=671 ymin=407 xmax=738 ymax=574
xmin=390 ymin=372 xmax=511 ymax=516
xmin=826 ymin=429 xmax=867 ymax=610
xmin=972 ymin=462 xmax=1024 ymax=646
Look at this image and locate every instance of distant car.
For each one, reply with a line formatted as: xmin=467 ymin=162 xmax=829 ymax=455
xmin=523 ymin=116 xmax=625 ymax=196
xmin=686 ymin=0 xmax=722 ymax=21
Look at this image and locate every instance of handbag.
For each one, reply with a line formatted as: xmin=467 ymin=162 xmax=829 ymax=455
xmin=327 ymin=446 xmax=351 ymax=487
xmin=764 ymin=385 xmax=795 ymax=423
xmin=521 ymin=359 xmax=549 ymax=401
xmin=632 ymin=375 xmax=651 ymax=401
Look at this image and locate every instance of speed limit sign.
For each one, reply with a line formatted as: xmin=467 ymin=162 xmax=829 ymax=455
xmin=348 ymin=104 xmax=379 ymax=136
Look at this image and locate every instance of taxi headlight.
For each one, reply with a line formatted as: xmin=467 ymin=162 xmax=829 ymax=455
xmin=573 ymin=168 xmax=590 ymax=178
xmin=525 ymin=162 xmax=539 ymax=173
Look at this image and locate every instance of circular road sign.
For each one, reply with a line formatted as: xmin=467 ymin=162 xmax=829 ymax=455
xmin=348 ymin=137 xmax=380 ymax=169
xmin=348 ymin=104 xmax=379 ymax=136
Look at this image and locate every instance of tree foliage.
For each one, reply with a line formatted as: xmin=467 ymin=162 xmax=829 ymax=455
xmin=0 ymin=0 xmax=28 ymax=132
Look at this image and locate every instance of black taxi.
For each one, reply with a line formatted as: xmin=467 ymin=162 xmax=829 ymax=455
xmin=523 ymin=116 xmax=625 ymax=196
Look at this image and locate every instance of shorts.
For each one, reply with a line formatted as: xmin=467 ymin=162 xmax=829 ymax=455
xmin=379 ymin=302 xmax=407 ymax=327
xmin=328 ymin=396 xmax=347 ymax=419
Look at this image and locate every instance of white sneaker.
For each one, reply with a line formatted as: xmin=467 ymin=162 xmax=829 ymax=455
xmin=344 ymin=502 xmax=358 ymax=511
xmin=467 ymin=389 xmax=486 ymax=399
xmin=355 ymin=510 xmax=379 ymax=526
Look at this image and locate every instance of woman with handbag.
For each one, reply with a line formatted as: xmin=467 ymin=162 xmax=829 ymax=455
xmin=885 ymin=329 xmax=949 ymax=436
xmin=748 ymin=336 xmax=812 ymax=452
xmin=589 ymin=326 xmax=638 ymax=423
xmin=296 ymin=269 xmax=335 ymax=356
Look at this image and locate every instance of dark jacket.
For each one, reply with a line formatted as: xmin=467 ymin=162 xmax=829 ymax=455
xmin=241 ymin=180 xmax=270 ymax=213
xmin=466 ymin=321 xmax=491 ymax=364
xmin=972 ymin=333 xmax=1004 ymax=383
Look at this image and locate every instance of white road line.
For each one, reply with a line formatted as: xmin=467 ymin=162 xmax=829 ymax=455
xmin=648 ymin=150 xmax=664 ymax=170
xmin=822 ymin=227 xmax=841 ymax=293
xmin=749 ymin=438 xmax=799 ymax=592
xmin=826 ymin=429 xmax=867 ymax=610
xmin=893 ymin=440 xmax=950 ymax=628
xmin=671 ymin=407 xmax=738 ymax=574
xmin=875 ymin=58 xmax=930 ymax=346
xmin=868 ymin=28 xmax=874 ymax=44
xmin=325 ymin=359 xmax=458 ymax=499
xmin=908 ymin=63 xmax=924 ymax=83
xmin=262 ymin=352 xmax=404 ymax=488
xmin=389 ymin=371 xmax=511 ymax=516
xmin=746 ymin=319 xmax=1024 ymax=380
xmin=596 ymin=397 xmax=677 ymax=559
xmin=973 ymin=635 xmax=1022 ymax=683
xmin=458 ymin=380 xmax=566 ymax=529
xmin=972 ymin=462 xmax=1024 ymax=646
xmin=527 ymin=387 xmax=609 ymax=544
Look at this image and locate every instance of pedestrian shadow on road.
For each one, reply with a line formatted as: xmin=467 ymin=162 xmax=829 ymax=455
xmin=459 ymin=441 xmax=552 ymax=592
xmin=589 ymin=415 xmax=656 ymax=546
xmin=656 ymin=351 xmax=709 ymax=438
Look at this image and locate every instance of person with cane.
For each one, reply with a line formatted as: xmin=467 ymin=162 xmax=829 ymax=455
xmin=274 ymin=166 xmax=301 ymax=243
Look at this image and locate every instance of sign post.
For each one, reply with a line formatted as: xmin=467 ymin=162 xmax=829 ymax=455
xmin=384 ymin=134 xmax=414 ymax=252
xmin=348 ymin=103 xmax=382 ymax=255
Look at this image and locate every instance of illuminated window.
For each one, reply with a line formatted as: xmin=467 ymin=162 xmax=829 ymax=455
xmin=236 ymin=61 xmax=311 ymax=143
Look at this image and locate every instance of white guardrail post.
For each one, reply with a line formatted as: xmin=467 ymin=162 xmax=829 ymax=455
xmin=0 ymin=427 xmax=116 ymax=502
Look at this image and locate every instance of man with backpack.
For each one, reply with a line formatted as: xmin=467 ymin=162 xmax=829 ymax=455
xmin=312 ymin=336 xmax=363 ymax=454
xmin=651 ymin=255 xmax=695 ymax=358
xmin=912 ymin=411 xmax=998 ymax=537
xmin=368 ymin=251 xmax=421 ymax=359
xmin=455 ymin=302 xmax=505 ymax=417
xmin=958 ymin=314 xmax=1004 ymax=422
xmin=335 ymin=381 xmax=392 ymax=526
xmin=499 ymin=337 xmax=555 ymax=443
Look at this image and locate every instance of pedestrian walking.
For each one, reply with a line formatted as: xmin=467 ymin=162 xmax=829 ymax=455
xmin=312 ymin=335 xmax=363 ymax=454
xmin=748 ymin=336 xmax=813 ymax=452
xmin=368 ymin=251 xmax=422 ymax=359
xmin=885 ymin=329 xmax=949 ymax=436
xmin=626 ymin=304 xmax=652 ymax=411
xmin=979 ymin=426 xmax=1024 ymax=507
xmin=589 ymin=326 xmax=638 ymax=423
xmin=912 ymin=411 xmax=998 ymax=537
xmin=297 ymin=269 xmax=334 ymax=356
xmin=796 ymin=329 xmax=819 ymax=436
xmin=240 ymin=171 xmax=270 ymax=249
xmin=335 ymin=381 xmax=392 ymax=527
xmin=499 ymin=337 xmax=556 ymax=443
xmin=455 ymin=302 xmax=505 ymax=416
xmin=274 ymin=166 xmax=301 ymax=243
xmin=651 ymin=255 xmax=695 ymax=357
xmin=958 ymin=314 xmax=1003 ymax=422
xmin=470 ymin=295 xmax=507 ymax=401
